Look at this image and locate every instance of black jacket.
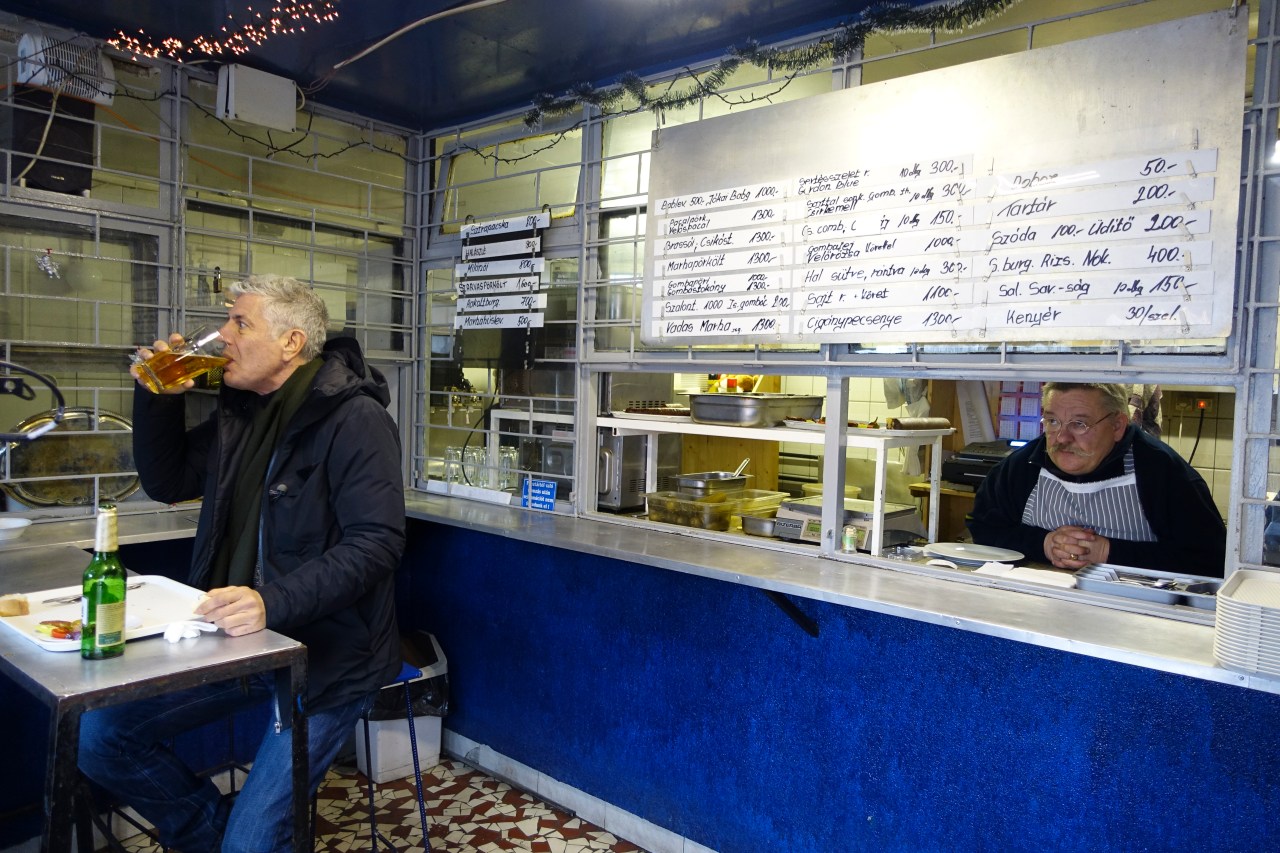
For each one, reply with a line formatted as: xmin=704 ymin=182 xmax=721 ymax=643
xmin=967 ymin=425 xmax=1226 ymax=576
xmin=133 ymin=337 xmax=404 ymax=711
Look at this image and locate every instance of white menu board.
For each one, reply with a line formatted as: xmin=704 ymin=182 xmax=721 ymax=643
xmin=643 ymin=10 xmax=1244 ymax=346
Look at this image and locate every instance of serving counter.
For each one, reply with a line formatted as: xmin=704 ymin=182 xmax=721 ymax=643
xmin=6 ymin=501 xmax=1280 ymax=853
xmin=403 ymin=492 xmax=1268 ymax=694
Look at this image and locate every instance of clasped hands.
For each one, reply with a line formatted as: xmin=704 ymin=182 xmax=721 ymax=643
xmin=1044 ymin=525 xmax=1111 ymax=570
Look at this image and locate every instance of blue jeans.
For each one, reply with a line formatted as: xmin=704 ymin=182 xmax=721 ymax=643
xmin=79 ymin=672 xmax=373 ymax=853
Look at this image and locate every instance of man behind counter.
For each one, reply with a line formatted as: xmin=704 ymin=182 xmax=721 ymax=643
xmin=967 ymin=382 xmax=1226 ymax=576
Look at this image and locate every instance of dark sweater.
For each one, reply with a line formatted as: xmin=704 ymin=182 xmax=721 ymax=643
xmin=967 ymin=425 xmax=1226 ymax=576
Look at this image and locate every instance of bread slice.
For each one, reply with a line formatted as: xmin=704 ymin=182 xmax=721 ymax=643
xmin=0 ymin=593 xmax=30 ymax=617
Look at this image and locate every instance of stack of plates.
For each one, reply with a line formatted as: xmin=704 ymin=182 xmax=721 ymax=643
xmin=1213 ymin=570 xmax=1280 ymax=676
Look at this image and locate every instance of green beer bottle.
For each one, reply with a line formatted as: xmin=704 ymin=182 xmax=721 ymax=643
xmin=82 ymin=503 xmax=127 ymax=659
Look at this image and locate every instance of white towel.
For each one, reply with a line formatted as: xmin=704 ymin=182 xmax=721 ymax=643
xmin=974 ymin=562 xmax=1077 ymax=588
xmin=163 ymin=620 xmax=218 ymax=643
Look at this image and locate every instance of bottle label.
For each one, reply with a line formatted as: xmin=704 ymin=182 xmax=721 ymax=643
xmin=94 ymin=601 xmax=125 ymax=647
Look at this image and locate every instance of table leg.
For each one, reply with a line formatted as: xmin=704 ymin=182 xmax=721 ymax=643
xmin=43 ymin=705 xmax=82 ymax=853
xmin=278 ymin=656 xmax=309 ymax=853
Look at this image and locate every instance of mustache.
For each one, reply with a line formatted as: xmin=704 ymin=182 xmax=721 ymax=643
xmin=1049 ymin=444 xmax=1096 ymax=459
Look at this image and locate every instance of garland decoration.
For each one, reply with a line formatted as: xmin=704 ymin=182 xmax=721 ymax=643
xmin=523 ymin=0 xmax=1019 ymax=128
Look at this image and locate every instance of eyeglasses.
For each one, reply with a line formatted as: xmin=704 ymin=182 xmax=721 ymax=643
xmin=1041 ymin=412 xmax=1116 ymax=437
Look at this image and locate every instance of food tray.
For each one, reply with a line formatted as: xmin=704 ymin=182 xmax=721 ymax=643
xmin=732 ymin=489 xmax=788 ymax=518
xmin=1075 ymin=564 xmax=1220 ymax=610
xmin=644 ymin=489 xmax=785 ymax=531
xmin=610 ymin=409 xmax=692 ymax=422
xmin=0 ymin=575 xmax=207 ymax=652
xmin=1214 ymin=570 xmax=1280 ymax=674
xmin=674 ymin=471 xmax=754 ymax=495
xmin=645 ymin=490 xmax=739 ymax=530
xmin=687 ymin=393 xmax=822 ymax=427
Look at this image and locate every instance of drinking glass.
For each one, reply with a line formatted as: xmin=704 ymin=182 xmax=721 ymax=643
xmin=498 ymin=446 xmax=519 ymax=490
xmin=463 ymin=446 xmax=485 ymax=486
xmin=131 ymin=326 xmax=227 ymax=394
xmin=444 ymin=447 xmax=463 ymax=484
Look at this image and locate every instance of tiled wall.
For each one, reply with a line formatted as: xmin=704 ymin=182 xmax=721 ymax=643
xmin=1161 ymin=389 xmax=1233 ymax=518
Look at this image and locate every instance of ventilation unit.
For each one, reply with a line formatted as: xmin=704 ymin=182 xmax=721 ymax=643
xmin=17 ymin=32 xmax=116 ymax=106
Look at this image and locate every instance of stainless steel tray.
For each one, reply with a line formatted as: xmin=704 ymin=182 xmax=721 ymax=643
xmin=686 ymin=393 xmax=822 ymax=427
xmin=1075 ymin=564 xmax=1220 ymax=610
xmin=675 ymin=471 xmax=750 ymax=495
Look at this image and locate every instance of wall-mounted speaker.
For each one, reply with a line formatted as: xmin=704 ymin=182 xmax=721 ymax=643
xmin=8 ymin=85 xmax=95 ymax=195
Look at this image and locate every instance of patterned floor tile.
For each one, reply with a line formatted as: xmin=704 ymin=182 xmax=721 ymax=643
xmin=115 ymin=758 xmax=646 ymax=853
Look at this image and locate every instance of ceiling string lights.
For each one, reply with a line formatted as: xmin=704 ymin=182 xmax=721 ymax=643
xmin=107 ymin=1 xmax=340 ymax=62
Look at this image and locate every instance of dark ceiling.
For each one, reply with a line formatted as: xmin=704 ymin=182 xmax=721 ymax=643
xmin=0 ymin=0 xmax=903 ymax=131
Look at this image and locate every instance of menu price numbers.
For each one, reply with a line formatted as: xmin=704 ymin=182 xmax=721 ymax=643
xmin=1126 ymin=303 xmax=1184 ymax=325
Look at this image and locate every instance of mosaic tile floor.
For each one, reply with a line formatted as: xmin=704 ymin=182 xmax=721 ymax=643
xmin=119 ymin=758 xmax=647 ymax=853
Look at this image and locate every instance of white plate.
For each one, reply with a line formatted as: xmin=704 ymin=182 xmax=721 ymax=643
xmin=0 ymin=575 xmax=208 ymax=652
xmin=609 ymin=410 xmax=691 ymax=422
xmin=924 ymin=542 xmax=1024 ymax=566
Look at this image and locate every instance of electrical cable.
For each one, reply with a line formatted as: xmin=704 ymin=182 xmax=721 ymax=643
xmin=0 ymin=360 xmax=67 ymax=442
xmin=329 ymin=0 xmax=511 ymax=73
xmin=12 ymin=86 xmax=63 ymax=186
xmin=1187 ymin=407 xmax=1206 ymax=466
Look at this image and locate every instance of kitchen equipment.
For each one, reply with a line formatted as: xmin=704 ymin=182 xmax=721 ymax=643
xmin=1077 ymin=564 xmax=1221 ymax=610
xmin=686 ymin=393 xmax=822 ymax=427
xmin=0 ymin=407 xmax=140 ymax=507
xmin=732 ymin=457 xmax=750 ymax=477
xmin=602 ymin=372 xmax=678 ymax=413
xmin=645 ymin=489 xmax=787 ymax=531
xmin=645 ymin=491 xmax=739 ymax=531
xmin=597 ymin=430 xmax=682 ymax=511
xmin=773 ymin=495 xmax=921 ymax=547
xmin=942 ymin=439 xmax=1024 ymax=486
xmin=674 ymin=471 xmax=752 ymax=496
xmin=741 ymin=511 xmax=779 ymax=538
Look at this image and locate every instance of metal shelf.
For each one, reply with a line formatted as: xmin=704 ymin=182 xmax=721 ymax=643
xmin=597 ymin=416 xmax=953 ymax=555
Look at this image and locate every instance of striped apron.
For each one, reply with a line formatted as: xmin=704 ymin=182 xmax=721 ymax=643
xmin=1021 ymin=448 xmax=1156 ymax=541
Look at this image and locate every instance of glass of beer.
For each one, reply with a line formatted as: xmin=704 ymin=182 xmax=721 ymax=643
xmin=131 ymin=326 xmax=228 ymax=393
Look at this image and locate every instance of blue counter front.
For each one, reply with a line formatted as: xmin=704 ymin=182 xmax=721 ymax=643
xmin=399 ymin=516 xmax=1280 ymax=852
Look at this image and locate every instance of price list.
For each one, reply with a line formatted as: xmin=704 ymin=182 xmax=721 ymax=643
xmin=647 ymin=147 xmax=1220 ymax=344
xmin=454 ymin=212 xmax=551 ymax=330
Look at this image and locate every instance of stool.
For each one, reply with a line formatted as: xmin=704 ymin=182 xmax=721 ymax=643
xmin=359 ymin=662 xmax=431 ymax=851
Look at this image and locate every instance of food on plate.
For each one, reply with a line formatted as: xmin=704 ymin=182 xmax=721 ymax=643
xmin=36 ymin=619 xmax=82 ymax=640
xmin=0 ymin=593 xmax=29 ymax=617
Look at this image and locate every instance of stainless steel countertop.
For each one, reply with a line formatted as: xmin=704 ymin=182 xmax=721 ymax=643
xmin=0 ymin=507 xmax=200 ymax=553
xmin=6 ymin=498 xmax=1273 ymax=697
xmin=404 ymin=492 xmax=1280 ymax=697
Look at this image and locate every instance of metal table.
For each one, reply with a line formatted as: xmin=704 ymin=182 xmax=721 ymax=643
xmin=0 ymin=545 xmax=309 ymax=853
